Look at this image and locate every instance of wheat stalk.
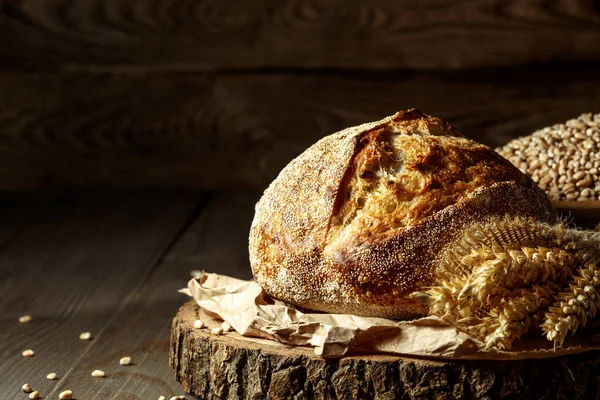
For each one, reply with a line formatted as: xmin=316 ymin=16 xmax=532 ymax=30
xmin=410 ymin=216 xmax=600 ymax=350
xmin=418 ymin=242 xmax=574 ymax=319
xmin=483 ymin=283 xmax=559 ymax=349
xmin=431 ymin=283 xmax=558 ymax=350
xmin=456 ymin=245 xmax=574 ymax=309
xmin=542 ymin=262 xmax=600 ymax=346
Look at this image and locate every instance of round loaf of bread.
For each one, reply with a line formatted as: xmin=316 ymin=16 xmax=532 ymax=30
xmin=249 ymin=110 xmax=555 ymax=319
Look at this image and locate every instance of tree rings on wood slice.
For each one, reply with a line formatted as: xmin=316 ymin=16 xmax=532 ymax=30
xmin=170 ymin=301 xmax=600 ymax=399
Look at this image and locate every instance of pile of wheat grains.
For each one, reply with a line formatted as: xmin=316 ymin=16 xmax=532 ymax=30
xmin=497 ymin=112 xmax=600 ymax=201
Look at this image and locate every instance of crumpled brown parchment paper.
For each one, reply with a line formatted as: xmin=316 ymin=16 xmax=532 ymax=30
xmin=181 ymin=272 xmax=600 ymax=360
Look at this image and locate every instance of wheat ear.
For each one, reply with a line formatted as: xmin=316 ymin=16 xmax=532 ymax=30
xmin=410 ymin=216 xmax=600 ymax=350
xmin=457 ymin=245 xmax=575 ymax=310
xmin=542 ymin=262 xmax=600 ymax=347
xmin=417 ymin=244 xmax=574 ymax=318
xmin=482 ymin=283 xmax=559 ymax=349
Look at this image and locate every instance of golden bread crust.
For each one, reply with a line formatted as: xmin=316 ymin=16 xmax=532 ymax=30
xmin=249 ymin=110 xmax=555 ymax=319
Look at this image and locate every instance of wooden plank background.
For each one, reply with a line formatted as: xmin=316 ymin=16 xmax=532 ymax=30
xmin=3 ymin=0 xmax=600 ymax=71
xmin=1 ymin=0 xmax=600 ymax=190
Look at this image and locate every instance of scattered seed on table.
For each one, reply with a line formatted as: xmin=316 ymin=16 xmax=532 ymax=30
xmin=22 ymin=383 xmax=33 ymax=393
xmin=170 ymin=396 xmax=186 ymax=400
xmin=58 ymin=390 xmax=73 ymax=400
xmin=119 ymin=356 xmax=132 ymax=366
xmin=47 ymin=372 xmax=58 ymax=380
xmin=22 ymin=349 xmax=35 ymax=357
xmin=29 ymin=390 xmax=40 ymax=399
xmin=19 ymin=315 xmax=32 ymax=324
xmin=211 ymin=327 xmax=223 ymax=335
xmin=158 ymin=396 xmax=166 ymax=400
xmin=193 ymin=319 xmax=204 ymax=329
xmin=91 ymin=369 xmax=105 ymax=378
xmin=221 ymin=322 xmax=231 ymax=332
xmin=79 ymin=331 xmax=92 ymax=340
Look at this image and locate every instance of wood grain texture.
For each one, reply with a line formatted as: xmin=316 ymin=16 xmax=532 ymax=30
xmin=0 ymin=191 xmax=261 ymax=399
xmin=0 ymin=67 xmax=599 ymax=190
xmin=164 ymin=191 xmax=259 ymax=279
xmin=2 ymin=0 xmax=600 ymax=71
xmin=0 ymin=191 xmax=205 ymax=399
xmin=171 ymin=301 xmax=600 ymax=400
xmin=57 ymin=192 xmax=256 ymax=399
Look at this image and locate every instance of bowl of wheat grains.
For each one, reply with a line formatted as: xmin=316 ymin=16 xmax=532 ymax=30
xmin=497 ymin=112 xmax=600 ymax=228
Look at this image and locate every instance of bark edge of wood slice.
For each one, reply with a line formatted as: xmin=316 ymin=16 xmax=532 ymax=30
xmin=170 ymin=300 xmax=600 ymax=399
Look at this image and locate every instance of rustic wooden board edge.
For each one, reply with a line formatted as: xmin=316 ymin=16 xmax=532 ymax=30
xmin=169 ymin=301 xmax=600 ymax=400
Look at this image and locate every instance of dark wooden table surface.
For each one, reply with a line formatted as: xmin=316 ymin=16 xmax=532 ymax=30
xmin=0 ymin=190 xmax=258 ymax=399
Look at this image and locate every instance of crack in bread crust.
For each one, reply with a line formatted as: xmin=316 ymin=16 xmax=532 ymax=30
xmin=249 ymin=110 xmax=555 ymax=319
xmin=327 ymin=124 xmax=531 ymax=249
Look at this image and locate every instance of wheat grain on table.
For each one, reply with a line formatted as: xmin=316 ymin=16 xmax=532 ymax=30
xmin=0 ymin=190 xmax=258 ymax=399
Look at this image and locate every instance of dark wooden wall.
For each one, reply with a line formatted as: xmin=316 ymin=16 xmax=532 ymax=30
xmin=1 ymin=0 xmax=600 ymax=190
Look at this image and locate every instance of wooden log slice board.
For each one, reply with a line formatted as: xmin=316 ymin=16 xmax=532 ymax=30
xmin=170 ymin=301 xmax=600 ymax=399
